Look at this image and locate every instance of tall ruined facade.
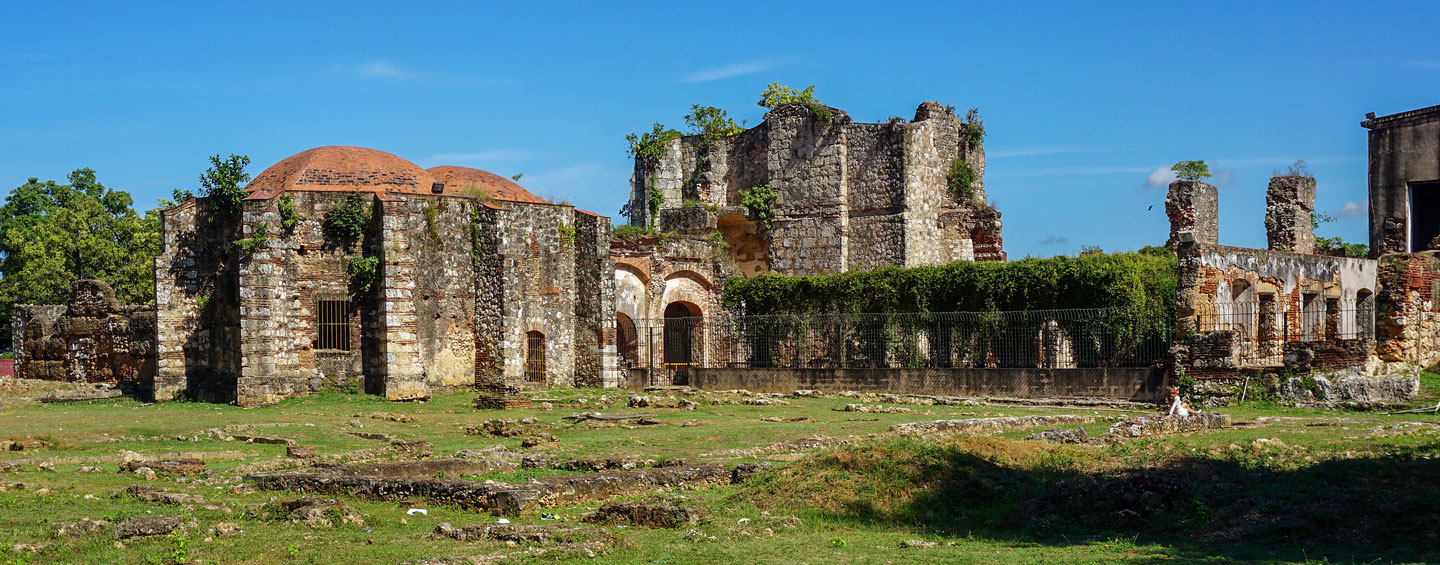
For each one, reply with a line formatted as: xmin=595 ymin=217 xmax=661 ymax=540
xmin=154 ymin=146 xmax=618 ymax=405
xmin=612 ymin=101 xmax=1004 ymax=379
xmin=624 ymin=101 xmax=1005 ymax=276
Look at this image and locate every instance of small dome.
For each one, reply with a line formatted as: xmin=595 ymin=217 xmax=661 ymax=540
xmin=427 ymin=166 xmax=548 ymax=204
xmin=246 ymin=146 xmax=436 ymax=195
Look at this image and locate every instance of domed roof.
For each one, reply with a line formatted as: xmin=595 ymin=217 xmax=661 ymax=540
xmin=246 ymin=146 xmax=437 ymax=196
xmin=427 ymin=166 xmax=548 ymax=204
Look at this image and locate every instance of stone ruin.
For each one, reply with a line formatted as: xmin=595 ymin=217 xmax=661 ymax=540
xmin=11 ymin=279 xmax=155 ymax=387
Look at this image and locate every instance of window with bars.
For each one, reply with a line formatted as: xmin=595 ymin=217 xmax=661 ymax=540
xmin=525 ymin=331 xmax=546 ymax=383
xmin=317 ymin=299 xmax=351 ymax=351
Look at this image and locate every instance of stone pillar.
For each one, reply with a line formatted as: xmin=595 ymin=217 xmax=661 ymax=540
xmin=377 ymin=196 xmax=429 ymax=401
xmin=235 ymin=199 xmax=293 ymax=406
xmin=1265 ymin=176 xmax=1317 ymax=254
xmin=1165 ymin=180 xmax=1219 ymax=248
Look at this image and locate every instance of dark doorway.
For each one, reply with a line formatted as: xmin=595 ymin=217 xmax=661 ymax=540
xmin=1410 ymin=182 xmax=1440 ymax=252
xmin=616 ymin=312 xmax=639 ymax=366
xmin=663 ymin=302 xmax=700 ymax=385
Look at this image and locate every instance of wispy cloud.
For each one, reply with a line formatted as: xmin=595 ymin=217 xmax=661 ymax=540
xmin=1140 ymin=165 xmax=1176 ymax=189
xmin=424 ymin=149 xmax=535 ymax=166
xmin=356 ymin=60 xmax=411 ymax=79
xmin=1336 ymin=200 xmax=1366 ymax=218
xmin=681 ymin=58 xmax=788 ymax=83
xmin=1038 ymin=235 xmax=1069 ymax=245
xmin=988 ymin=147 xmax=1098 ymax=159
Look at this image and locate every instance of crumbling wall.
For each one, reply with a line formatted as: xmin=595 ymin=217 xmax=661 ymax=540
xmin=1265 ymin=175 xmax=1316 ymax=254
xmin=12 ymin=280 xmax=155 ymax=385
xmin=573 ymin=210 xmax=619 ymax=388
xmin=1374 ymin=251 xmax=1440 ymax=370
xmin=155 ymin=197 xmax=241 ymax=401
xmin=406 ymin=196 xmax=480 ymax=389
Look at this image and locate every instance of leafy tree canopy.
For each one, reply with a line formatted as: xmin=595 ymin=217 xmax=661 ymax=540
xmin=1171 ymin=160 xmax=1211 ymax=182
xmin=684 ymin=105 xmax=745 ymax=141
xmin=757 ymin=83 xmax=820 ymax=109
xmin=0 ymin=169 xmax=161 ymax=342
xmin=200 ymin=154 xmax=252 ymax=219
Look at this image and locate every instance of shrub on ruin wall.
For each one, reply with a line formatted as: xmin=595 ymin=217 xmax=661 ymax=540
xmin=323 ymin=191 xmax=372 ymax=252
xmin=722 ymin=250 xmax=1176 ymax=318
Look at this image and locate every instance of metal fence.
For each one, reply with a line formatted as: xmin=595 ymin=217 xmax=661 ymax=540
xmin=622 ymin=308 xmax=1172 ymax=377
xmin=1192 ymin=297 xmax=1374 ymax=367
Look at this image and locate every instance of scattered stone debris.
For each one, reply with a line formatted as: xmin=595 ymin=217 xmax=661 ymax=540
xmin=704 ymin=437 xmax=856 ymax=458
xmin=2 ymin=439 xmax=53 ymax=451
xmin=76 ymin=465 xmax=105 ymax=473
xmin=563 ymin=412 xmax=657 ymax=424
xmin=432 ymin=522 xmax=606 ymax=544
xmin=838 ymin=404 xmax=913 ymax=414
xmin=9 ymin=542 xmax=50 ymax=553
xmin=892 ymin=415 xmax=1101 ymax=436
xmin=585 ymin=501 xmax=706 ymax=528
xmin=390 ymin=439 xmax=433 ymax=458
xmin=731 ymin=462 xmax=773 ymax=483
xmin=210 ymin=522 xmax=243 ymax=538
xmin=681 ymin=420 xmax=708 ymax=427
xmin=901 ymin=539 xmax=938 ymax=549
xmin=123 ymin=484 xmax=206 ymax=505
xmin=466 ymin=419 xmax=523 ymax=437
xmin=520 ymin=434 xmax=559 ymax=449
xmin=37 ymin=389 xmax=124 ymax=403
xmin=287 ymin=445 xmax=318 ymax=459
xmin=760 ymin=416 xmax=813 ymax=423
xmin=131 ymin=467 xmax=157 ymax=481
xmin=1106 ymin=413 xmax=1230 ymax=438
xmin=742 ymin=398 xmax=789 ymax=406
xmin=402 ymin=542 xmax=607 ymax=565
xmin=119 ymin=458 xmax=207 ymax=477
xmin=1026 ymin=428 xmax=1090 ymax=444
xmin=791 ymin=390 xmax=824 ymax=398
xmin=475 ymin=396 xmax=535 ymax=410
xmin=247 ymin=464 xmax=735 ymax=515
xmin=115 ymin=515 xmax=187 ymax=539
xmin=348 ymin=431 xmax=395 ymax=441
xmin=54 ymin=518 xmax=110 ymax=538
xmin=256 ymin=498 xmax=365 ymax=528
xmin=370 ymin=412 xmax=418 ymax=423
xmin=1279 ymin=375 xmax=1419 ymax=409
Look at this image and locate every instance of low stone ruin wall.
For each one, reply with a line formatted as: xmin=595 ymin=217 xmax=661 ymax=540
xmin=12 ymin=280 xmax=155 ymax=385
xmin=686 ymin=367 xmax=1166 ymax=402
xmin=246 ymin=461 xmax=736 ymax=515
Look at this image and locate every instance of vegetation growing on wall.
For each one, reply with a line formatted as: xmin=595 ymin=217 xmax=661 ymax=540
xmin=626 ymin=123 xmax=682 ymax=172
xmin=611 ymin=224 xmax=656 ymax=241
xmin=277 ymin=194 xmax=298 ymax=233
xmin=723 ymin=250 xmax=1176 ymax=318
xmin=233 ymin=221 xmax=270 ymax=252
xmin=757 ymin=83 xmax=831 ymax=124
xmin=199 ymin=154 xmax=252 ymax=221
xmin=961 ymin=108 xmax=985 ymax=148
xmin=558 ymin=224 xmax=576 ymax=245
xmin=1171 ymin=160 xmax=1211 ymax=181
xmin=740 ymin=183 xmax=778 ymax=229
xmin=946 ymin=157 xmax=977 ymax=202
xmin=684 ymin=105 xmax=745 ymax=142
xmin=347 ymin=255 xmax=379 ymax=294
xmin=322 ymin=191 xmax=372 ymax=252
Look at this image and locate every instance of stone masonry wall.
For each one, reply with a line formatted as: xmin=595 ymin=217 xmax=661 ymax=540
xmin=154 ymin=197 xmax=241 ymax=401
xmin=496 ymin=202 xmax=578 ymax=387
xmin=406 ymin=196 xmax=480 ymax=389
xmin=12 ymin=280 xmax=155 ymax=385
xmin=1374 ymin=251 xmax=1440 ymax=369
xmin=1265 ymin=175 xmax=1317 ymax=254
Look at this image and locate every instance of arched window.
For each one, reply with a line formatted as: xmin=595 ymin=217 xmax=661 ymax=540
xmin=525 ymin=331 xmax=546 ymax=383
xmin=616 ymin=312 xmax=639 ymax=366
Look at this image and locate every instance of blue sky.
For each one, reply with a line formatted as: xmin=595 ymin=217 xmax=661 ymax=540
xmin=3 ymin=1 xmax=1438 ymax=257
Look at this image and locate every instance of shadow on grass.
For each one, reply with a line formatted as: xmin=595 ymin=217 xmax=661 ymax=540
xmin=746 ymin=438 xmax=1440 ymax=563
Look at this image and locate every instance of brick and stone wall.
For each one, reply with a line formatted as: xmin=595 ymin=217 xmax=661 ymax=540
xmin=12 ymin=280 xmax=155 ymax=385
xmin=1363 ymin=106 xmax=1440 ymax=255
xmin=154 ymin=198 xmax=241 ymax=401
xmin=1265 ymin=175 xmax=1317 ymax=254
xmin=627 ymin=100 xmax=1005 ymax=279
xmin=1374 ymin=251 xmax=1440 ymax=370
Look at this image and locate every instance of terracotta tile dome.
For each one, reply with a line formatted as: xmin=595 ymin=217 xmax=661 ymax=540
xmin=427 ymin=166 xmax=548 ymax=204
xmin=246 ymin=146 xmax=437 ymax=196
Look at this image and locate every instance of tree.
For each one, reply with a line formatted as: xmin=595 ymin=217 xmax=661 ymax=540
xmin=200 ymin=154 xmax=252 ymax=220
xmin=757 ymin=83 xmax=819 ymax=109
xmin=1171 ymin=160 xmax=1211 ymax=181
xmin=0 ymin=169 xmax=160 ymax=344
xmin=683 ymin=105 xmax=745 ymax=141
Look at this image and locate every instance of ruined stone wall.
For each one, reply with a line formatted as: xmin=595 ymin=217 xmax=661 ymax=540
xmin=1374 ymin=252 xmax=1440 ymax=369
xmin=470 ymin=205 xmax=504 ymax=387
xmin=405 ymin=196 xmax=480 ymax=389
xmin=12 ymin=281 xmax=155 ymax=385
xmin=626 ymin=101 xmax=1005 ymax=279
xmin=1265 ymin=176 xmax=1316 ymax=254
xmin=495 ymin=202 xmax=578 ymax=386
xmin=154 ymin=198 xmax=241 ymax=401
xmin=610 ymin=234 xmax=732 ymax=382
xmin=1363 ymin=107 xmax=1440 ymax=255
xmin=573 ymin=211 xmax=620 ymax=387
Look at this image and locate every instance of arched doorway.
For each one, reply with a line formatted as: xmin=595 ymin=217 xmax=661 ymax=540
xmin=616 ymin=312 xmax=639 ymax=367
xmin=525 ymin=331 xmax=546 ymax=384
xmin=663 ymin=302 xmax=702 ymax=384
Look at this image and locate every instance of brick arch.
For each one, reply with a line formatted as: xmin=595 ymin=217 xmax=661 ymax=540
xmin=663 ymin=270 xmax=715 ymax=292
xmin=614 ymin=266 xmax=649 ymax=322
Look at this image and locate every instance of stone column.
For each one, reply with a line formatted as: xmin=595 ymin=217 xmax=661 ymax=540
xmin=1265 ymin=176 xmax=1317 ymax=254
xmin=236 ymin=198 xmax=291 ymax=406
xmin=377 ymin=196 xmax=429 ymax=401
xmin=1165 ymin=180 xmax=1219 ymax=248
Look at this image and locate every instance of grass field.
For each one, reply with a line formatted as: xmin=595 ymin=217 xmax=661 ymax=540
xmin=1 ymin=378 xmax=1438 ymax=564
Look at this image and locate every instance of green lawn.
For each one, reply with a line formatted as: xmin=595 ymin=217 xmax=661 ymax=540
xmin=1 ymin=380 xmax=1437 ymax=564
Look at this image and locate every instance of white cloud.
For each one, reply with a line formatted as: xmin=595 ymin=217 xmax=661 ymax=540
xmin=680 ymin=59 xmax=785 ymax=83
xmin=424 ymin=149 xmax=534 ymax=166
xmin=1141 ymin=165 xmax=1177 ymax=189
xmin=1336 ymin=200 xmax=1366 ymax=218
xmin=356 ymin=60 xmax=411 ymax=79
xmin=1037 ymin=235 xmax=1069 ymax=245
xmin=1212 ymin=169 xmax=1236 ymax=189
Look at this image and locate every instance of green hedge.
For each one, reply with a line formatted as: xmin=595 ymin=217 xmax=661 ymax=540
xmin=722 ymin=249 xmax=1176 ymax=316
